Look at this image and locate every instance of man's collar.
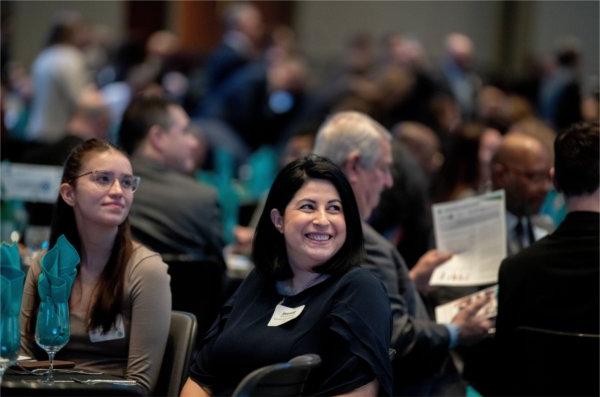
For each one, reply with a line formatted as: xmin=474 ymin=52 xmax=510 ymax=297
xmin=506 ymin=211 xmax=519 ymax=230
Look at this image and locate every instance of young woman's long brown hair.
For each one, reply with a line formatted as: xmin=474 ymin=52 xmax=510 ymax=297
xmin=27 ymin=139 xmax=134 ymax=336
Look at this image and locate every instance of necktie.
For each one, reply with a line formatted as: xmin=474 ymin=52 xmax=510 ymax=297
xmin=515 ymin=218 xmax=525 ymax=251
xmin=525 ymin=216 xmax=536 ymax=246
xmin=515 ymin=217 xmax=536 ymax=251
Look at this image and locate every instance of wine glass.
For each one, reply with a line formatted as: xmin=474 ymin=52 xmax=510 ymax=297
xmin=35 ymin=301 xmax=70 ymax=383
xmin=0 ymin=314 xmax=20 ymax=382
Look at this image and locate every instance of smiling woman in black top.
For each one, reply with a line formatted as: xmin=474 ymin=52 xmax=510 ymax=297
xmin=180 ymin=155 xmax=392 ymax=397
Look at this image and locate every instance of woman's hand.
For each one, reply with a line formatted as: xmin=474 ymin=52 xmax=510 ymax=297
xmin=180 ymin=378 xmax=212 ymax=397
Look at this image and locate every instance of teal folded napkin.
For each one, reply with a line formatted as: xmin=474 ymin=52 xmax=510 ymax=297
xmin=1 ymin=243 xmax=25 ymax=316
xmin=38 ymin=235 xmax=79 ymax=303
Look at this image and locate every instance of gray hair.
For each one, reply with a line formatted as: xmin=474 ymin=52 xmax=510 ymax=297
xmin=314 ymin=111 xmax=391 ymax=169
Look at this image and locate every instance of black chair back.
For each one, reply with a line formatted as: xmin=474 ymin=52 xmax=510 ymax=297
xmin=153 ymin=311 xmax=198 ymax=397
xmin=231 ymin=354 xmax=321 ymax=397
xmin=510 ymin=326 xmax=599 ymax=396
xmin=164 ymin=259 xmax=226 ymax=339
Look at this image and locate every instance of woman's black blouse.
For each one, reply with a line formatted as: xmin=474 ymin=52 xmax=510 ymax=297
xmin=189 ymin=267 xmax=393 ymax=396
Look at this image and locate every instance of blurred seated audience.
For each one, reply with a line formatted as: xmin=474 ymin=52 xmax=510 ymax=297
xmin=181 ymin=155 xmax=393 ymax=396
xmin=201 ymin=54 xmax=309 ymax=152
xmin=377 ymin=34 xmax=441 ymax=129
xmin=203 ymin=2 xmax=264 ymax=99
xmin=26 ymin=10 xmax=92 ymax=143
xmin=21 ymin=88 xmax=111 ymax=229
xmin=432 ymin=122 xmax=493 ymax=203
xmin=495 ymin=121 xmax=599 ymax=395
xmin=118 ymin=96 xmax=224 ymax=263
xmin=101 ymin=62 xmax=164 ymax=139
xmin=538 ymin=37 xmax=583 ymax=131
xmin=22 ymin=88 xmax=110 ymax=165
xmin=20 ymin=139 xmax=171 ymax=393
xmin=439 ymin=32 xmax=481 ymax=121
xmin=303 ymin=32 xmax=379 ymax=125
xmin=477 ymin=85 xmax=509 ymax=132
xmin=394 ymin=121 xmax=444 ymax=180
xmin=278 ymin=127 xmax=316 ymax=169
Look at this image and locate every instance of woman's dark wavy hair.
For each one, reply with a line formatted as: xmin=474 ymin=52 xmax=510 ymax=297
xmin=27 ymin=139 xmax=134 ymax=336
xmin=252 ymin=154 xmax=365 ymax=281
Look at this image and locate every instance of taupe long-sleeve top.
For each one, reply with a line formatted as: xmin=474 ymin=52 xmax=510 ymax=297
xmin=20 ymin=243 xmax=172 ymax=394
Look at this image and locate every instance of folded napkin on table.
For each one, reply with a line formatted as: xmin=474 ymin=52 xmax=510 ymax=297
xmin=38 ymin=235 xmax=79 ymax=303
xmin=0 ymin=243 xmax=25 ymax=316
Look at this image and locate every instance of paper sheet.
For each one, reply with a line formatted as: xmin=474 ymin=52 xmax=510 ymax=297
xmin=435 ymin=284 xmax=498 ymax=324
xmin=430 ymin=190 xmax=506 ymax=286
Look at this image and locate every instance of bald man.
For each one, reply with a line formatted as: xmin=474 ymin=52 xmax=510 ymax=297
xmin=491 ymin=132 xmax=553 ymax=255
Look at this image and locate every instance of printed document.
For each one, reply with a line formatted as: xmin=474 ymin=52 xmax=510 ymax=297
xmin=430 ymin=190 xmax=506 ymax=286
xmin=435 ymin=284 xmax=498 ymax=324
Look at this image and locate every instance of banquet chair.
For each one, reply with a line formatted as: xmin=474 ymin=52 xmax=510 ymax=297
xmin=509 ymin=326 xmax=599 ymax=396
xmin=163 ymin=258 xmax=226 ymax=339
xmin=231 ymin=354 xmax=321 ymax=397
xmin=153 ymin=311 xmax=198 ymax=397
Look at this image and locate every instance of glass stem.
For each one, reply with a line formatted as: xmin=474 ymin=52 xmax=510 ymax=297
xmin=46 ymin=351 xmax=56 ymax=382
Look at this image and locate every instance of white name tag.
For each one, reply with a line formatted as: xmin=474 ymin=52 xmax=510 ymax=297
xmin=89 ymin=315 xmax=126 ymax=342
xmin=267 ymin=303 xmax=305 ymax=327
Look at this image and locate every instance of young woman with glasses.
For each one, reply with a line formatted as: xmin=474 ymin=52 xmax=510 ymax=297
xmin=20 ymin=138 xmax=172 ymax=393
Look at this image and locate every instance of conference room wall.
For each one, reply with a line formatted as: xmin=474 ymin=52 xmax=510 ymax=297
xmin=6 ymin=1 xmax=598 ymax=86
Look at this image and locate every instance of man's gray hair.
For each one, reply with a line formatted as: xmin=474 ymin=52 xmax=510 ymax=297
xmin=314 ymin=111 xmax=391 ymax=169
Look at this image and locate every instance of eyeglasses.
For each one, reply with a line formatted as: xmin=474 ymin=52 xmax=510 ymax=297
xmin=506 ymin=166 xmax=551 ymax=183
xmin=72 ymin=170 xmax=141 ymax=192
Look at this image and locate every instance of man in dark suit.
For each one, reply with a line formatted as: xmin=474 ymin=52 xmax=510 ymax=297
xmin=495 ymin=121 xmax=599 ymax=394
xmin=118 ymin=96 xmax=224 ymax=263
xmin=314 ymin=111 xmax=492 ymax=395
xmin=491 ymin=130 xmax=553 ymax=255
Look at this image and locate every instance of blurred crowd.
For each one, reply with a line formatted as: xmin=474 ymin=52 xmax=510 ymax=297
xmin=1 ymin=4 xmax=599 ymax=254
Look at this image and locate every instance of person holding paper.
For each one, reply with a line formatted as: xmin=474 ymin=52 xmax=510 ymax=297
xmin=314 ymin=111 xmax=492 ymax=395
xmin=181 ymin=155 xmax=392 ymax=397
xmin=20 ymin=138 xmax=171 ymax=393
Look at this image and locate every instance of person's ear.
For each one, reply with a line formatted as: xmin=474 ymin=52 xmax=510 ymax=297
xmin=342 ymin=152 xmax=361 ymax=183
xmin=147 ymin=124 xmax=165 ymax=151
xmin=59 ymin=183 xmax=76 ymax=207
xmin=270 ymin=209 xmax=284 ymax=233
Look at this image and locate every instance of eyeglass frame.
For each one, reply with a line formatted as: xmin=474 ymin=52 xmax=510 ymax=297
xmin=70 ymin=170 xmax=141 ymax=192
xmin=503 ymin=164 xmax=551 ymax=184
